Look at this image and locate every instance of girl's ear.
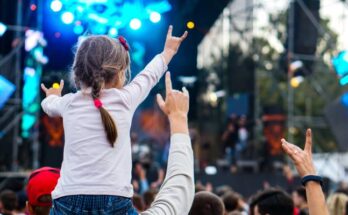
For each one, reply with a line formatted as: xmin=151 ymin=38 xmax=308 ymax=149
xmin=116 ymin=69 xmax=127 ymax=88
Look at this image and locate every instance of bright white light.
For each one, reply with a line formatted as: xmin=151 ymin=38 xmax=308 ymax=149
xmin=205 ymin=166 xmax=217 ymax=175
xmin=50 ymin=0 xmax=62 ymax=12
xmin=0 ymin=22 xmax=7 ymax=37
xmin=150 ymin=12 xmax=161 ymax=23
xmin=130 ymin=18 xmax=142 ymax=30
xmin=108 ymin=27 xmax=118 ymax=37
xmin=61 ymin=12 xmax=74 ymax=24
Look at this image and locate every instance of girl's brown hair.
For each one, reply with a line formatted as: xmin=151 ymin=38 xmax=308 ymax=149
xmin=73 ymin=35 xmax=130 ymax=147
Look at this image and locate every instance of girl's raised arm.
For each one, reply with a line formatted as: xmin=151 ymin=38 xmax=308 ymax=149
xmin=120 ymin=26 xmax=187 ymax=110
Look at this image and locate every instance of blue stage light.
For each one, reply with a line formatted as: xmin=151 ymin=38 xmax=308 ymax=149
xmin=0 ymin=75 xmax=16 ymax=109
xmin=50 ymin=0 xmax=62 ymax=12
xmin=332 ymin=51 xmax=348 ymax=86
xmin=61 ymin=12 xmax=74 ymax=24
xmin=108 ymin=27 xmax=118 ymax=37
xmin=73 ymin=25 xmax=84 ymax=35
xmin=150 ymin=12 xmax=161 ymax=23
xmin=130 ymin=18 xmax=142 ymax=30
xmin=342 ymin=92 xmax=348 ymax=107
xmin=0 ymin=22 xmax=7 ymax=37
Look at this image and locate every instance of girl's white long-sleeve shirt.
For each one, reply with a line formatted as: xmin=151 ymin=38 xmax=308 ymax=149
xmin=41 ymin=54 xmax=167 ymax=199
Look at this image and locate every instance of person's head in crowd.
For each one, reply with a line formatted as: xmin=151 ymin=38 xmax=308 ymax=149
xmin=132 ymin=194 xmax=145 ymax=212
xmin=195 ymin=183 xmax=206 ymax=193
xmin=327 ymin=193 xmax=348 ymax=215
xmin=215 ymin=186 xmax=233 ymax=197
xmin=143 ymin=189 xmax=157 ymax=210
xmin=15 ymin=190 xmax=27 ymax=214
xmin=0 ymin=190 xmax=17 ymax=215
xmin=222 ymin=191 xmax=239 ymax=213
xmin=26 ymin=167 xmax=60 ymax=215
xmin=292 ymin=187 xmax=307 ymax=210
xmin=189 ymin=191 xmax=225 ymax=215
xmin=250 ymin=189 xmax=294 ymax=215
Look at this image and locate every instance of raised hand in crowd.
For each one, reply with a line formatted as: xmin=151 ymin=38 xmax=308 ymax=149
xmin=281 ymin=129 xmax=329 ymax=215
xmin=161 ymin=25 xmax=188 ymax=65
xmin=41 ymin=80 xmax=64 ymax=97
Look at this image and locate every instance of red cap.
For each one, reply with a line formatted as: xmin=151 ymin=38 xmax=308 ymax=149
xmin=27 ymin=167 xmax=60 ymax=207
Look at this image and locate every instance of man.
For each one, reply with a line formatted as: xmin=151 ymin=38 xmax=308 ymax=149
xmin=292 ymin=187 xmax=309 ymax=215
xmin=249 ymin=189 xmax=294 ymax=215
xmin=26 ymin=167 xmax=60 ymax=215
xmin=189 ymin=191 xmax=224 ymax=215
xmin=141 ymin=72 xmax=195 ymax=214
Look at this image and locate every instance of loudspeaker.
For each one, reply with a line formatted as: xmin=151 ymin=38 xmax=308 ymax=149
xmin=324 ymin=96 xmax=348 ymax=152
xmin=292 ymin=0 xmax=320 ymax=55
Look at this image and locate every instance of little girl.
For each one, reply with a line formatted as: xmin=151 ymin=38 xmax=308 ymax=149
xmin=41 ymin=26 xmax=187 ymax=214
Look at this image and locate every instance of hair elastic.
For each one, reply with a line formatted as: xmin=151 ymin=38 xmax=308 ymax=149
xmin=94 ymin=99 xmax=103 ymax=109
xmin=118 ymin=36 xmax=129 ymax=51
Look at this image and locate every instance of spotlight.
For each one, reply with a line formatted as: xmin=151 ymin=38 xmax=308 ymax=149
xmin=187 ymin=21 xmax=195 ymax=29
xmin=108 ymin=27 xmax=118 ymax=37
xmin=30 ymin=4 xmax=37 ymax=11
xmin=52 ymin=83 xmax=60 ymax=89
xmin=61 ymin=12 xmax=74 ymax=24
xmin=150 ymin=12 xmax=161 ymax=23
xmin=130 ymin=18 xmax=141 ymax=30
xmin=332 ymin=51 xmax=348 ymax=76
xmin=290 ymin=76 xmax=304 ymax=88
xmin=73 ymin=25 xmax=84 ymax=35
xmin=50 ymin=0 xmax=62 ymax=12
xmin=0 ymin=22 xmax=7 ymax=37
xmin=289 ymin=60 xmax=303 ymax=73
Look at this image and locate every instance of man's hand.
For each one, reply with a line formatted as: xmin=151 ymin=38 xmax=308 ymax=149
xmin=157 ymin=72 xmax=189 ymax=134
xmin=281 ymin=129 xmax=316 ymax=177
xmin=41 ymin=80 xmax=64 ymax=97
xmin=157 ymin=72 xmax=189 ymax=119
xmin=162 ymin=25 xmax=188 ymax=65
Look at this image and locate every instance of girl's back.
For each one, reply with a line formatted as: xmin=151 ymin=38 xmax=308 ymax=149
xmin=50 ymin=88 xmax=133 ymax=199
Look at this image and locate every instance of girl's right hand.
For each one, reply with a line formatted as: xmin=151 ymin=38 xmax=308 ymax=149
xmin=41 ymin=80 xmax=64 ymax=97
xmin=162 ymin=25 xmax=188 ymax=65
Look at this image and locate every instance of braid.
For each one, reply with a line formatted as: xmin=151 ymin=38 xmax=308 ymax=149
xmin=72 ymin=35 xmax=129 ymax=147
xmin=91 ymin=69 xmax=118 ymax=147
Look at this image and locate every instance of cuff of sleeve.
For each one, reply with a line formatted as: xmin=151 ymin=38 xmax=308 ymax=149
xmin=41 ymin=94 xmax=59 ymax=106
xmin=159 ymin=53 xmax=168 ymax=70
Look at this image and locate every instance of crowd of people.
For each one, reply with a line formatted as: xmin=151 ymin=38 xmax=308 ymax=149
xmin=0 ymin=25 xmax=341 ymax=215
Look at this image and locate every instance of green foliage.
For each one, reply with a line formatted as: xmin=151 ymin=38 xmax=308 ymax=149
xmin=254 ymin=11 xmax=342 ymax=151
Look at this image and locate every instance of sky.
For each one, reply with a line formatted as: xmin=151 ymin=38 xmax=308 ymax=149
xmin=254 ymin=0 xmax=348 ymax=51
xmin=255 ymin=0 xmax=348 ymax=50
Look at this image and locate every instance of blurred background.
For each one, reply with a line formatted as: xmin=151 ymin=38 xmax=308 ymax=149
xmin=1 ymin=0 xmax=348 ymax=197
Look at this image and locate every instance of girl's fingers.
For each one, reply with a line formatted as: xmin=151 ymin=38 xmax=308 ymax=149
xmin=180 ymin=31 xmax=188 ymax=41
xmin=59 ymin=80 xmax=64 ymax=91
xmin=167 ymin=25 xmax=173 ymax=37
xmin=41 ymin=83 xmax=48 ymax=93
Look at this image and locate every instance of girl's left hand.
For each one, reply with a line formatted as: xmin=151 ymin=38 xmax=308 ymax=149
xmin=41 ymin=80 xmax=64 ymax=97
